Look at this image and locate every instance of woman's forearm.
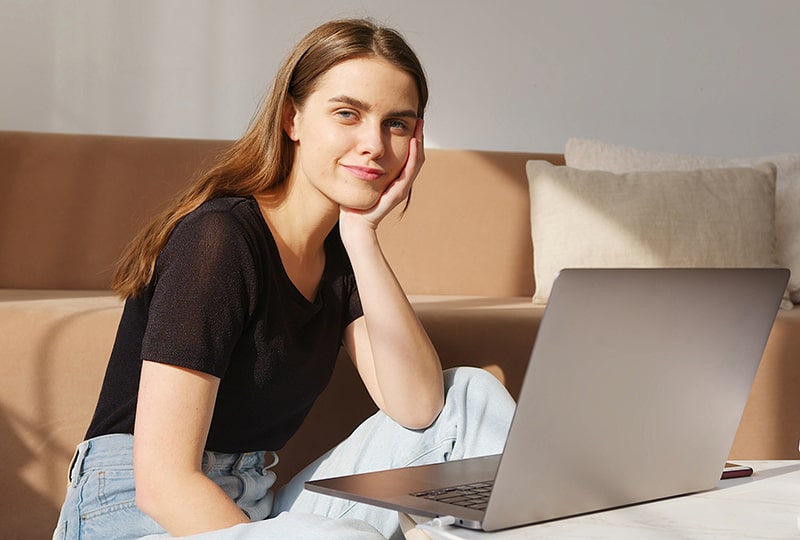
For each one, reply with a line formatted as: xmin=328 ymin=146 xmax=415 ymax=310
xmin=134 ymin=360 xmax=250 ymax=535
xmin=136 ymin=468 xmax=250 ymax=535
xmin=342 ymin=224 xmax=444 ymax=428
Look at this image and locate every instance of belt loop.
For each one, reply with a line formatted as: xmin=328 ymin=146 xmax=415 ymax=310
xmin=202 ymin=450 xmax=215 ymax=474
xmin=232 ymin=452 xmax=246 ymax=472
xmin=264 ymin=451 xmax=280 ymax=471
xmin=68 ymin=441 xmax=90 ymax=487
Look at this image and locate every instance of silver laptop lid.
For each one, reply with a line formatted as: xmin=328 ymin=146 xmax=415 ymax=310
xmin=483 ymin=267 xmax=788 ymax=530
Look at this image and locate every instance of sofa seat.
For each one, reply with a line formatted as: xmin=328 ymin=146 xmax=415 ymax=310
xmin=411 ymin=296 xmax=800 ymax=462
xmin=1 ymin=289 xmax=544 ymax=535
xmin=4 ymin=287 xmax=797 ymax=537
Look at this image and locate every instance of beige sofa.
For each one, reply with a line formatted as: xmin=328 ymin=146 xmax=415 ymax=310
xmin=2 ymin=130 xmax=798 ymax=539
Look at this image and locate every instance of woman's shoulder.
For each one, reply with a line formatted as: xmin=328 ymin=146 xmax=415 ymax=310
xmin=163 ymin=196 xmax=267 ymax=261
xmin=155 ymin=197 xmax=266 ymax=298
xmin=189 ymin=195 xmax=259 ymax=220
xmin=178 ymin=196 xmax=263 ymax=235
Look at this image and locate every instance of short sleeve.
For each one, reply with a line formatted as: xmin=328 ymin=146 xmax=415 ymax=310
xmin=345 ymin=281 xmax=363 ymax=327
xmin=141 ymin=208 xmax=259 ymax=377
xmin=325 ymin=224 xmax=363 ymax=329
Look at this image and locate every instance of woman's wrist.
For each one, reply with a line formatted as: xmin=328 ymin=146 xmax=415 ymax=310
xmin=339 ymin=212 xmax=380 ymax=251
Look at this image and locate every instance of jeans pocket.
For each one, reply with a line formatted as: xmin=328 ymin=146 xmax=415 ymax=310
xmin=80 ymin=468 xmax=138 ymax=519
xmin=77 ymin=468 xmax=163 ymax=539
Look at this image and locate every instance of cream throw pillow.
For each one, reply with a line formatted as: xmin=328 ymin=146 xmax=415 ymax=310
xmin=565 ymin=138 xmax=799 ymax=304
xmin=526 ymin=161 xmax=792 ymax=309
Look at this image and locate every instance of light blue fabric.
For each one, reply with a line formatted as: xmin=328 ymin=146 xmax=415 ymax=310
xmin=52 ymin=434 xmax=165 ymax=540
xmin=53 ymin=367 xmax=515 ymax=539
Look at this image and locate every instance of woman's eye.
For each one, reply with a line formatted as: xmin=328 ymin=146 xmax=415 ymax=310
xmin=335 ymin=110 xmax=357 ymax=121
xmin=386 ymin=119 xmax=409 ymax=132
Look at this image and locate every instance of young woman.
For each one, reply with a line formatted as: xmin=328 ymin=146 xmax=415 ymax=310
xmin=53 ymin=19 xmax=515 ymax=540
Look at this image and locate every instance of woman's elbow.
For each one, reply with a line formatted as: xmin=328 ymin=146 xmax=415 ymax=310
xmin=396 ymin=394 xmax=444 ymax=430
xmin=134 ymin=464 xmax=181 ymax=525
xmin=134 ymin=474 xmax=165 ymax=522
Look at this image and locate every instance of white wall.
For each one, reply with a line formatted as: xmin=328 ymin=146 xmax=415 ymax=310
xmin=2 ymin=0 xmax=798 ymax=156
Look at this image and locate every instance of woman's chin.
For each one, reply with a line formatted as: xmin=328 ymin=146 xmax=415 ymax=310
xmin=339 ymin=194 xmax=381 ymax=212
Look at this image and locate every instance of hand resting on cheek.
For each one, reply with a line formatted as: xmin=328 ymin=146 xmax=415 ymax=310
xmin=339 ymin=118 xmax=425 ymax=236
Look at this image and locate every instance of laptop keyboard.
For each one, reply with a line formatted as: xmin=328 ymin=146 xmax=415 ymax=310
xmin=410 ymin=480 xmax=494 ymax=511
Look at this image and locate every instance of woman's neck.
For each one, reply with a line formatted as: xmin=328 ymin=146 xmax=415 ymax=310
xmin=254 ymin=183 xmax=338 ymax=301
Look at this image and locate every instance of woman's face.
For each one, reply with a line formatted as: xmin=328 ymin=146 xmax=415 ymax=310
xmin=285 ymin=56 xmax=420 ymax=211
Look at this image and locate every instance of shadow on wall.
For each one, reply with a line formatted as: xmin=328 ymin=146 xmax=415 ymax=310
xmin=0 ymin=292 xmax=122 ymax=538
xmin=0 ymin=406 xmax=61 ymax=538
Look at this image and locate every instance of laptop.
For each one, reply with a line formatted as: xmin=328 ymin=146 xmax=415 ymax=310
xmin=306 ymin=268 xmax=789 ymax=531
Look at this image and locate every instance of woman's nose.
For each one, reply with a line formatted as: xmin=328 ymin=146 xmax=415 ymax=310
xmin=358 ymin=123 xmax=385 ymax=158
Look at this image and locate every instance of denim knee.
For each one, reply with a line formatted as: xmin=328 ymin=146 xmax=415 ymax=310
xmin=440 ymin=366 xmax=516 ymax=460
xmin=443 ymin=366 xmax=509 ymax=400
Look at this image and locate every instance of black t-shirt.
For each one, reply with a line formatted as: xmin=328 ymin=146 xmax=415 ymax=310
xmin=85 ymin=196 xmax=363 ymax=452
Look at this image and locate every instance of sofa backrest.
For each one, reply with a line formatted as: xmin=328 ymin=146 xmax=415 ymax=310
xmin=382 ymin=149 xmax=564 ymax=296
xmin=0 ymin=130 xmax=563 ymax=295
xmin=0 ymin=131 xmax=230 ymax=290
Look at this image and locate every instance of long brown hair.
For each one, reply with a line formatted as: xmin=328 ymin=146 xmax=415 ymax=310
xmin=113 ymin=18 xmax=429 ymax=298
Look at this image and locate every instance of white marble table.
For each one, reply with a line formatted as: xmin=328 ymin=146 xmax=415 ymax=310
xmin=413 ymin=461 xmax=800 ymax=539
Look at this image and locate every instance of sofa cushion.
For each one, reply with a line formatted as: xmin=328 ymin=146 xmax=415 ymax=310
xmin=525 ymin=161 xmax=791 ymax=308
xmin=564 ymin=137 xmax=800 ymax=304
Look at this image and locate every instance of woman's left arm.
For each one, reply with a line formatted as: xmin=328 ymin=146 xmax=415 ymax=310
xmin=340 ymin=120 xmax=444 ymax=429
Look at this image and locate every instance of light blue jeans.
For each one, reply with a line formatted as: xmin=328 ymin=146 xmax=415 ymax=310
xmin=53 ymin=367 xmax=515 ymax=540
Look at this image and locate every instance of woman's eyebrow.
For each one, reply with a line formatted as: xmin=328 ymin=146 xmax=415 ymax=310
xmin=328 ymin=95 xmax=417 ymax=119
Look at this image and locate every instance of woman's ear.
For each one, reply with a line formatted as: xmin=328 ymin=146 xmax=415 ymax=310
xmin=283 ymin=99 xmax=299 ymax=142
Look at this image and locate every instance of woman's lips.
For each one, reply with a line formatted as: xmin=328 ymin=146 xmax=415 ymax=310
xmin=342 ymin=165 xmax=384 ymax=181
